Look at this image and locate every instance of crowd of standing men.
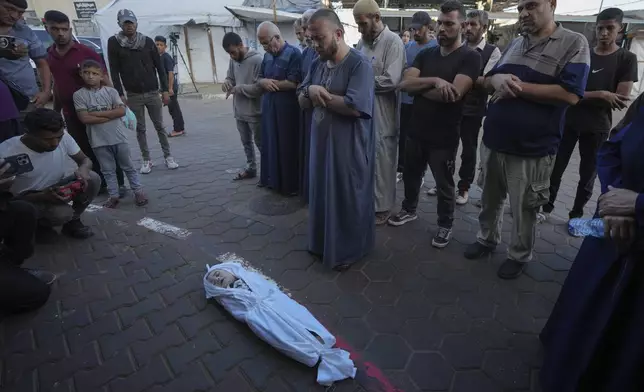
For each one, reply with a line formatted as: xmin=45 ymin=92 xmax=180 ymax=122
xmin=224 ymin=0 xmax=636 ymax=281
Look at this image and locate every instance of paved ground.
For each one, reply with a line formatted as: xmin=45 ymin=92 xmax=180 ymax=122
xmin=0 ymin=99 xmax=606 ymax=392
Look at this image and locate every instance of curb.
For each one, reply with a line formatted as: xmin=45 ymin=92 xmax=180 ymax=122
xmin=180 ymin=92 xmax=228 ymax=101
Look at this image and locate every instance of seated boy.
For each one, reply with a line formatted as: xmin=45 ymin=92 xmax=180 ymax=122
xmin=73 ymin=60 xmax=148 ymax=208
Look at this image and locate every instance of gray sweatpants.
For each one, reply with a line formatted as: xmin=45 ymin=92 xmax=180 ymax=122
xmin=236 ymin=120 xmax=261 ymax=173
xmin=477 ymin=149 xmax=555 ymax=262
xmin=94 ymin=143 xmax=142 ymax=198
xmin=127 ymin=92 xmax=171 ymax=160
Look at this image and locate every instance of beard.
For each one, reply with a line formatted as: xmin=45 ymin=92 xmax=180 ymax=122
xmin=318 ymin=39 xmax=339 ymax=61
xmin=438 ymin=34 xmax=458 ymax=47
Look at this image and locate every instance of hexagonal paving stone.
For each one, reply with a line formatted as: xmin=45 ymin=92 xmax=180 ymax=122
xmin=494 ymin=305 xmax=537 ymax=334
xmin=401 ymin=318 xmax=445 ymax=350
xmin=279 ymin=270 xmax=314 ymax=291
xmin=364 ymin=282 xmax=401 ymax=306
xmin=517 ymin=292 xmax=554 ymax=319
xmin=468 ymin=319 xmax=514 ymax=350
xmin=440 ymin=334 xmax=486 ymax=369
xmin=509 ymin=333 xmax=544 ymax=368
xmin=364 ymin=335 xmax=411 ymax=370
xmin=539 ymin=253 xmax=573 ymax=272
xmin=391 ymin=269 xmax=426 ymax=293
xmin=432 ymin=306 xmax=472 ymax=333
xmin=333 ymin=294 xmax=371 ymax=318
xmin=265 ymin=228 xmax=295 ymax=243
xmin=422 ymin=280 xmax=460 ymax=305
xmin=336 ymin=318 xmax=373 ymax=350
xmin=302 ymin=281 xmax=341 ymax=304
xmin=336 ymin=271 xmax=369 ymax=294
xmin=239 ymin=235 xmax=271 ymax=251
xmin=365 ymin=306 xmax=406 ymax=334
xmin=452 ymin=370 xmax=504 ymax=392
xmin=278 ymin=251 xmax=315 ymax=271
xmin=458 ymin=293 xmax=496 ymax=319
xmin=362 ymin=262 xmax=396 ymax=282
xmin=483 ymin=350 xmax=531 ymax=390
xmin=408 ymin=353 xmax=454 ymax=391
xmin=396 ymin=292 xmax=434 ymax=320
xmin=220 ymin=228 xmax=249 ymax=243
xmin=524 ymin=261 xmax=558 ymax=282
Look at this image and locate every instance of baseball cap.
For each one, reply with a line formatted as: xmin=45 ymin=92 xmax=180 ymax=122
xmin=409 ymin=11 xmax=432 ymax=30
xmin=117 ymin=9 xmax=137 ymax=24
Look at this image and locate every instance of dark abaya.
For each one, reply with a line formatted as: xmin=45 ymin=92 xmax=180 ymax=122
xmin=298 ymin=46 xmax=319 ymax=204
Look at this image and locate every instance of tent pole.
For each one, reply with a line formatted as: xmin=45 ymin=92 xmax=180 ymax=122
xmin=206 ymin=26 xmax=218 ymax=83
xmin=272 ymin=0 xmax=277 ymax=23
xmin=183 ymin=26 xmax=195 ymax=84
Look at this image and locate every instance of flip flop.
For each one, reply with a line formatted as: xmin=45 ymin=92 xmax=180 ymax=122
xmin=233 ymin=170 xmax=257 ymax=181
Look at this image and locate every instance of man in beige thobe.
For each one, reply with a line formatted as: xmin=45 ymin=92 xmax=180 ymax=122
xmin=353 ymin=0 xmax=405 ymax=225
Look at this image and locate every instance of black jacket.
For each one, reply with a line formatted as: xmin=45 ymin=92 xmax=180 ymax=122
xmin=107 ymin=35 xmax=168 ymax=96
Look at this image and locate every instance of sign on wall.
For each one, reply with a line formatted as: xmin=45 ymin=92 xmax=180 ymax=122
xmin=73 ymin=19 xmax=99 ymax=36
xmin=74 ymin=2 xmax=98 ymax=19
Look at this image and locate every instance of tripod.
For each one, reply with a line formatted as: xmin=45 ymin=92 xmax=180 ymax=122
xmin=169 ymin=35 xmax=199 ymax=94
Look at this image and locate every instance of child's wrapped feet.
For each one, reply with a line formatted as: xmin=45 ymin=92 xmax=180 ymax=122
xmin=103 ymin=197 xmax=120 ymax=208
xmin=134 ymin=190 xmax=149 ymax=207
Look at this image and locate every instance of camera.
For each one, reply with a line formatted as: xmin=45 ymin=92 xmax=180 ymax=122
xmin=169 ymin=32 xmax=180 ymax=42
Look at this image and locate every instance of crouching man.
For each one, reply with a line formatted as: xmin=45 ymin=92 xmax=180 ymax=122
xmin=0 ymin=108 xmax=100 ymax=239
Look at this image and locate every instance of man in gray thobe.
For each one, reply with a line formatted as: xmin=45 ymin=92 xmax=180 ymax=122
xmin=353 ymin=0 xmax=405 ymax=225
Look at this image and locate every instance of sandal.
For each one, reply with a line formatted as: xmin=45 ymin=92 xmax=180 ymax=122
xmin=103 ymin=197 xmax=119 ymax=208
xmin=233 ymin=170 xmax=257 ymax=181
xmin=134 ymin=191 xmax=149 ymax=207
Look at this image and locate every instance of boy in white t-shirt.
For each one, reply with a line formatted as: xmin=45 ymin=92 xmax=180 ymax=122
xmin=73 ymin=59 xmax=148 ymax=208
xmin=0 ymin=108 xmax=100 ymax=239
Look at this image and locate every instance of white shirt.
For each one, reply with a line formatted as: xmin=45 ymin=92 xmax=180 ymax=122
xmin=0 ymin=133 xmax=80 ymax=195
xmin=473 ymin=37 xmax=502 ymax=75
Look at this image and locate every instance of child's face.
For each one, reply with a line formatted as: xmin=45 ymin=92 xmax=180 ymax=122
xmin=81 ymin=66 xmax=102 ymax=87
xmin=155 ymin=41 xmax=167 ymax=53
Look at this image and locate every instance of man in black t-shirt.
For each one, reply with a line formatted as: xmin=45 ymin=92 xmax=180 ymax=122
xmin=155 ymin=36 xmax=185 ymax=138
xmin=391 ymin=0 xmax=480 ymax=248
xmin=541 ymin=7 xmax=638 ymax=223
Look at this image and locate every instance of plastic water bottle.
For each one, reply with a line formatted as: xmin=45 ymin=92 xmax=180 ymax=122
xmin=568 ymin=218 xmax=605 ymax=238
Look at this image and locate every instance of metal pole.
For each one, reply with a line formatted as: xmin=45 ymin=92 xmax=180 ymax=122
xmin=598 ymin=0 xmax=604 ymax=13
xmin=272 ymin=0 xmax=277 ymax=23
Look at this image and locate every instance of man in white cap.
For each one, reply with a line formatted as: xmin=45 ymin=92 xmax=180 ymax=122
xmin=107 ymin=9 xmax=179 ymax=174
xmin=353 ymin=0 xmax=405 ymax=225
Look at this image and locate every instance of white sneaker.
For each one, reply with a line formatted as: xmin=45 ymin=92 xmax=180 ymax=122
xmin=140 ymin=160 xmax=152 ymax=174
xmin=165 ymin=156 xmax=179 ymax=170
xmin=537 ymin=212 xmax=549 ymax=224
xmin=396 ymin=173 xmax=403 ymax=183
xmin=455 ymin=191 xmax=469 ymax=205
xmin=427 ymin=186 xmax=437 ymax=196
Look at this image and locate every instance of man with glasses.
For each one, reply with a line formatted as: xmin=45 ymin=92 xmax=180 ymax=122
xmin=256 ymin=22 xmax=302 ymax=196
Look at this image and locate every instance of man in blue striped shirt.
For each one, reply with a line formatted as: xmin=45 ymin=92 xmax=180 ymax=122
xmin=464 ymin=0 xmax=590 ymax=279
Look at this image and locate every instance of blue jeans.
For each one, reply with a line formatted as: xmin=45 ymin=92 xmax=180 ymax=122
xmin=93 ymin=143 xmax=142 ymax=198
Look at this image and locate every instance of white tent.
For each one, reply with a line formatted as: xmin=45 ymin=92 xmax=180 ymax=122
xmin=94 ymin=0 xmax=245 ymax=85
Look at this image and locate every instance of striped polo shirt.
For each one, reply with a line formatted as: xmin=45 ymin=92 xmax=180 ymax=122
xmin=483 ymin=24 xmax=590 ymax=157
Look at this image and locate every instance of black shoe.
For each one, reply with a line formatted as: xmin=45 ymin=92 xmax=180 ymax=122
xmin=25 ymin=268 xmax=57 ymax=285
xmin=464 ymin=242 xmax=495 ymax=259
xmin=388 ymin=208 xmax=418 ymax=226
xmin=497 ymin=259 xmax=526 ymax=280
xmin=61 ymin=219 xmax=94 ymax=239
xmin=569 ymin=210 xmax=583 ymax=220
xmin=431 ymin=227 xmax=452 ymax=249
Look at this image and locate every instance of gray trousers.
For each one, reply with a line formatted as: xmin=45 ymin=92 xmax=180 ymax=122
xmin=236 ymin=120 xmax=261 ymax=173
xmin=477 ymin=150 xmax=555 ymax=262
xmin=127 ymin=92 xmax=171 ymax=160
xmin=33 ymin=171 xmax=101 ymax=227
xmin=94 ymin=143 xmax=142 ymax=198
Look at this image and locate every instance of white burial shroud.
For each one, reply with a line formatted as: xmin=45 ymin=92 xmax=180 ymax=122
xmin=203 ymin=262 xmax=357 ymax=386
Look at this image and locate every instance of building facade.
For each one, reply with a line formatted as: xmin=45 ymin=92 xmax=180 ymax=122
xmin=26 ymin=0 xmax=109 ymax=35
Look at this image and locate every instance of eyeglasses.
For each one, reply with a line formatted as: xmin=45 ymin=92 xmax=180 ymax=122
xmin=260 ymin=35 xmax=277 ymax=49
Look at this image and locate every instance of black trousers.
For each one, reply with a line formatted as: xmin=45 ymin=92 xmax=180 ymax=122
xmin=402 ymin=137 xmax=456 ymax=228
xmin=167 ymin=93 xmax=185 ymax=132
xmin=543 ymin=126 xmax=608 ymax=217
xmin=65 ymin=112 xmax=124 ymax=188
xmin=0 ymin=200 xmax=50 ymax=316
xmin=457 ymin=115 xmax=483 ymax=192
xmin=398 ymin=103 xmax=413 ymax=172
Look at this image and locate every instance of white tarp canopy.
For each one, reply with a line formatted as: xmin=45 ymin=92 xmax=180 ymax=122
xmin=93 ymin=0 xmax=244 ymax=55
xmin=225 ymin=6 xmax=302 ymax=23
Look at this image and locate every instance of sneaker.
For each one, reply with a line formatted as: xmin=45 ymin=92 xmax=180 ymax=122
xmin=375 ymin=211 xmax=390 ymax=226
xmin=464 ymin=242 xmax=495 ymax=259
xmin=103 ymin=197 xmax=119 ymax=209
xmin=165 ymin=156 xmax=179 ymax=170
xmin=537 ymin=212 xmax=549 ymax=224
xmin=497 ymin=259 xmax=526 ymax=280
xmin=61 ymin=219 xmax=94 ymax=239
xmin=388 ymin=208 xmax=418 ymax=226
xmin=25 ymin=268 xmax=57 ymax=285
xmin=427 ymin=186 xmax=437 ymax=196
xmin=421 ymin=178 xmax=425 ymax=188
xmin=134 ymin=190 xmax=149 ymax=207
xmin=432 ymin=227 xmax=452 ymax=248
xmin=396 ymin=173 xmax=403 ymax=183
xmin=456 ymin=190 xmax=469 ymax=205
xmin=473 ymin=199 xmax=482 ymax=208
xmin=140 ymin=160 xmax=152 ymax=174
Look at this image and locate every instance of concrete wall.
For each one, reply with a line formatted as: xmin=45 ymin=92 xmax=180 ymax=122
xmin=26 ymin=0 xmax=109 ymax=35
